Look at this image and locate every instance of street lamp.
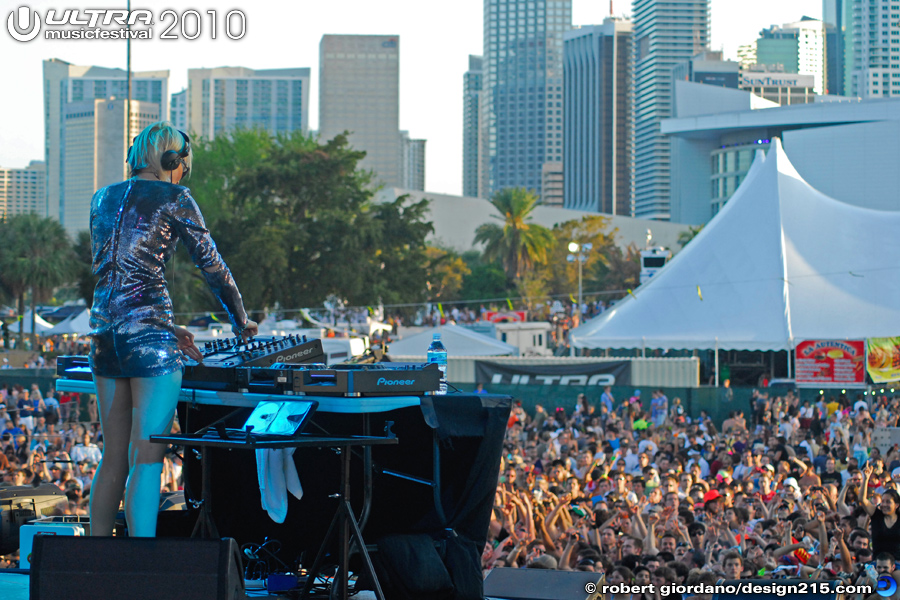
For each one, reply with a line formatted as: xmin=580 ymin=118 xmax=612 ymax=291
xmin=567 ymin=242 xmax=592 ymax=356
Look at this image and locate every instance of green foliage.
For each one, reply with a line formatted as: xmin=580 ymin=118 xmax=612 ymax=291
xmin=474 ymin=188 xmax=554 ymax=282
xmin=678 ymin=224 xmax=704 ymax=248
xmin=424 ymin=247 xmax=471 ymax=301
xmin=185 ymin=129 xmax=433 ymax=313
xmin=458 ymin=251 xmax=514 ymax=302
xmin=529 ymin=215 xmax=640 ymax=302
xmin=0 ymin=213 xmax=76 ymax=340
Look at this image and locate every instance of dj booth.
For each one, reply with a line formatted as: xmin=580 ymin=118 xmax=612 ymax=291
xmin=57 ymin=378 xmax=510 ymax=597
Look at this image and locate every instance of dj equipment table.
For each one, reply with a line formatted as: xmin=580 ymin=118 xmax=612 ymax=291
xmin=150 ymin=432 xmax=397 ymax=600
xmin=57 ymin=379 xmax=511 ymax=599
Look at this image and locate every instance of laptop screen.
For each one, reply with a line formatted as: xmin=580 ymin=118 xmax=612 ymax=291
xmin=243 ymin=401 xmax=317 ymax=436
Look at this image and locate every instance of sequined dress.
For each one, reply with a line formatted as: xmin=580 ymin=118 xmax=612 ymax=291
xmin=89 ymin=179 xmax=248 ymax=378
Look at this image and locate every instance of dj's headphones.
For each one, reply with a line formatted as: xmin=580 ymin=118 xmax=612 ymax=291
xmin=160 ymin=130 xmax=191 ymax=172
xmin=127 ymin=128 xmax=191 ymax=173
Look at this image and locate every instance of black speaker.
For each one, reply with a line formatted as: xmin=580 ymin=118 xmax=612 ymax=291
xmin=30 ymin=536 xmax=244 ymax=600
xmin=0 ymin=484 xmax=66 ymax=555
xmin=483 ymin=567 xmax=602 ymax=600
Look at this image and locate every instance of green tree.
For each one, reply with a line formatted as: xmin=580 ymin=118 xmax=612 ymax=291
xmin=424 ymin=247 xmax=471 ymax=301
xmin=529 ymin=215 xmax=640 ymax=305
xmin=473 ymin=188 xmax=554 ymax=282
xmin=678 ymin=224 xmax=704 ymax=248
xmin=186 ymin=130 xmax=432 ymax=313
xmin=458 ymin=251 xmax=513 ymax=302
xmin=0 ymin=214 xmax=75 ymax=343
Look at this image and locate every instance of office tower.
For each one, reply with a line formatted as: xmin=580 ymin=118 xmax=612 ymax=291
xmin=187 ymin=67 xmax=310 ymax=139
xmin=0 ymin=161 xmax=45 ymax=220
xmin=847 ymin=0 xmax=900 ymax=97
xmin=43 ymin=59 xmax=168 ymax=224
xmin=62 ymin=98 xmax=159 ymax=236
xmin=756 ymin=19 xmax=827 ymax=94
xmin=170 ymin=89 xmax=187 ymax=131
xmin=541 ymin=162 xmax=564 ymax=207
xmin=400 ymin=131 xmax=426 ymax=191
xmin=823 ymin=0 xmax=845 ymax=95
xmin=319 ymin=35 xmax=401 ymax=188
xmin=563 ymin=19 xmax=633 ymax=215
xmin=481 ymin=0 xmax=572 ymax=202
xmin=672 ymin=51 xmax=739 ymax=88
xmin=632 ymin=0 xmax=710 ymax=220
xmin=462 ymin=55 xmax=483 ymax=198
xmin=737 ymin=42 xmax=758 ymax=68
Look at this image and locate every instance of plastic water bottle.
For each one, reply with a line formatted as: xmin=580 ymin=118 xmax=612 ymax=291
xmin=427 ymin=333 xmax=448 ymax=394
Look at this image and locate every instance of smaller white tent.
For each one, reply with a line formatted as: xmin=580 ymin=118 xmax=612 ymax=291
xmin=388 ymin=324 xmax=519 ymax=357
xmin=46 ymin=309 xmax=91 ymax=336
xmin=10 ymin=311 xmax=54 ymax=334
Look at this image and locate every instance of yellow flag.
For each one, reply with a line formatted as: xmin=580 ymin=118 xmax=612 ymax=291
xmin=437 ymin=303 xmax=444 ymax=317
xmin=697 ymin=285 xmax=703 ymax=301
xmin=506 ymin=298 xmax=514 ymax=310
xmin=627 ymin=289 xmax=636 ymax=299
xmin=569 ymin=294 xmax=576 ymax=303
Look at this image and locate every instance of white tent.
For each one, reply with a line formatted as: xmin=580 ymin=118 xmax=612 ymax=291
xmin=570 ymin=139 xmax=900 ymax=351
xmin=46 ymin=309 xmax=91 ymax=336
xmin=10 ymin=310 xmax=54 ymax=334
xmin=388 ymin=324 xmax=519 ymax=356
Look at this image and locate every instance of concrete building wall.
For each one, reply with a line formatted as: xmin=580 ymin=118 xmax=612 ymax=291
xmin=0 ymin=161 xmax=45 ymax=221
xmin=319 ymin=35 xmax=401 ymax=188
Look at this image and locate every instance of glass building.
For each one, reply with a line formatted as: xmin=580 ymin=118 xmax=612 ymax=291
xmin=632 ymin=0 xmax=710 ymax=220
xmin=563 ymin=20 xmax=634 ymax=215
xmin=463 ymin=55 xmax=483 ymax=198
xmin=482 ymin=0 xmax=572 ymax=202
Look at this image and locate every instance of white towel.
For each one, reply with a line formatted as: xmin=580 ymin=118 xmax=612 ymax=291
xmin=256 ymin=448 xmax=303 ymax=523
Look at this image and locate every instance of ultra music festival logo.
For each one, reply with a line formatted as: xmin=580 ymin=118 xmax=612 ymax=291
xmin=6 ymin=6 xmax=247 ymax=42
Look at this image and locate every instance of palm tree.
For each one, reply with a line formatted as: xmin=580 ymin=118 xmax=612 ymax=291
xmin=474 ymin=188 xmax=554 ymax=282
xmin=0 ymin=214 xmax=76 ymax=345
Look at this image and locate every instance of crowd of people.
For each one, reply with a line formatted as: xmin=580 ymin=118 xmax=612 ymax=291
xmin=0 ymin=380 xmax=183 ymax=567
xmin=488 ymin=386 xmax=900 ymax=599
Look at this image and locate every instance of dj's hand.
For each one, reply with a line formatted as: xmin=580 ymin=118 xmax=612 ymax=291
xmin=174 ymin=326 xmax=203 ymax=362
xmin=241 ymin=320 xmax=259 ymax=341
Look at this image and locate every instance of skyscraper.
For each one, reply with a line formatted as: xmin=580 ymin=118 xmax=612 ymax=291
xmin=462 ymin=55 xmax=483 ymax=198
xmin=847 ymin=0 xmax=900 ymax=97
xmin=43 ymin=59 xmax=168 ymax=225
xmin=170 ymin=89 xmax=188 ymax=131
xmin=822 ymin=0 xmax=845 ymax=95
xmin=632 ymin=0 xmax=710 ymax=220
xmin=756 ymin=19 xmax=828 ymax=95
xmin=186 ymin=67 xmax=310 ymax=139
xmin=62 ymin=98 xmax=159 ymax=236
xmin=400 ymin=131 xmax=426 ymax=191
xmin=563 ymin=19 xmax=633 ymax=215
xmin=319 ymin=35 xmax=401 ymax=188
xmin=0 ymin=161 xmax=45 ymax=221
xmin=482 ymin=0 xmax=572 ymax=202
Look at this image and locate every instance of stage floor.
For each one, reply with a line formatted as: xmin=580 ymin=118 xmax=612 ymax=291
xmin=0 ymin=572 xmax=386 ymax=600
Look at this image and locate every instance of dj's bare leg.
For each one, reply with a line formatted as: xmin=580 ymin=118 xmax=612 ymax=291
xmin=90 ymin=376 xmax=133 ymax=536
xmin=124 ymin=372 xmax=181 ymax=537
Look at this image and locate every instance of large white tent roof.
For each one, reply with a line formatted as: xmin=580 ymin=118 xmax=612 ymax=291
xmin=10 ymin=311 xmax=54 ymax=334
xmin=46 ymin=309 xmax=91 ymax=336
xmin=570 ymin=139 xmax=900 ymax=351
xmin=388 ymin=324 xmax=519 ymax=357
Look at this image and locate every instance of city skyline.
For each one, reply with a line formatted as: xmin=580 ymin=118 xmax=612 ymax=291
xmin=1 ymin=0 xmax=820 ymax=199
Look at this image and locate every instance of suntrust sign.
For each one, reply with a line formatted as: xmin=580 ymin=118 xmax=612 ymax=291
xmin=740 ymin=74 xmax=815 ymax=88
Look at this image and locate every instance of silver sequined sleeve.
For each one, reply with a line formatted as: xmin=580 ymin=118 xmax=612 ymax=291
xmin=167 ymin=190 xmax=249 ymax=335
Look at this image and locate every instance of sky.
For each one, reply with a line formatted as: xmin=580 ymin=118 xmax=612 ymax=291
xmin=0 ymin=0 xmax=821 ymax=196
